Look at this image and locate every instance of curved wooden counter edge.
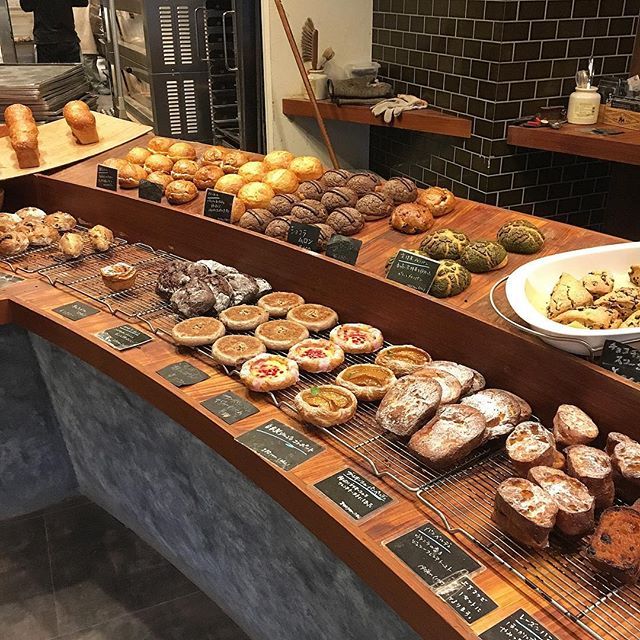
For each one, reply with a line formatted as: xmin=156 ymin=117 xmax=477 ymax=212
xmin=0 ymin=278 xmax=580 ymax=640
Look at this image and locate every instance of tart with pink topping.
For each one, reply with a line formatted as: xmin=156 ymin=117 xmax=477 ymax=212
xmin=329 ymin=323 xmax=384 ymax=354
xmin=240 ymin=353 xmax=299 ymax=392
xmin=287 ymin=338 xmax=345 ymax=373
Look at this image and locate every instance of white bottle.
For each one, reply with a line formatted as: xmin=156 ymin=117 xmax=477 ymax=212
xmin=307 ymin=69 xmax=328 ymax=100
xmin=567 ymin=86 xmax=601 ymax=125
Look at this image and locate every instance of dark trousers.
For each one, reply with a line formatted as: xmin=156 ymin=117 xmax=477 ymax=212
xmin=36 ymin=41 xmax=81 ymax=63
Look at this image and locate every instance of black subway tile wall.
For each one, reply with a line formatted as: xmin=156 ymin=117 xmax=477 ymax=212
xmin=371 ymin=0 xmax=640 ymax=230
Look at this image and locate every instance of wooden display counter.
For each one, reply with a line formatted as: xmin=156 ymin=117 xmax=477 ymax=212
xmin=1 ymin=177 xmax=639 ymax=640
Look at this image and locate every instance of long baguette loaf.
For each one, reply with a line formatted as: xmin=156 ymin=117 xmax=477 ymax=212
xmin=4 ymin=103 xmax=40 ymax=168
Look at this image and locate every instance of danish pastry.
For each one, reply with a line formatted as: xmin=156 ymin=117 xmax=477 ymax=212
xmin=375 ymin=345 xmax=432 ymax=377
xmin=329 ymin=323 xmax=384 ymax=354
xmin=287 ymin=338 xmax=345 ymax=373
xmin=294 ymin=385 xmax=357 ymax=428
xmin=239 ymin=353 xmax=299 ymax=392
xmin=336 ymin=364 xmax=397 ymax=402
xmin=100 ymin=262 xmax=138 ymax=291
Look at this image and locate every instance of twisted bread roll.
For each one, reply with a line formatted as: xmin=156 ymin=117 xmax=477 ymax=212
xmin=4 ymin=104 xmax=40 ymax=168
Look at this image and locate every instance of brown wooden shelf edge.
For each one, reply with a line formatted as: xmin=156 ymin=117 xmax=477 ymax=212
xmin=283 ymin=97 xmax=473 ymax=138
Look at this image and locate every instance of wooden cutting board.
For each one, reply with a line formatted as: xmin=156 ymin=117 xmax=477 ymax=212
xmin=0 ymin=112 xmax=152 ymax=180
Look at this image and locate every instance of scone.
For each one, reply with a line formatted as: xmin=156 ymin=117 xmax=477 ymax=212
xmin=390 ymin=203 xmax=434 ymax=234
xmin=0 ymin=230 xmax=29 ymax=256
xmin=44 ymin=211 xmax=77 ymax=232
xmin=547 ymin=273 xmax=594 ymax=318
xmin=553 ymin=306 xmax=621 ymax=330
xmin=219 ymin=305 xmax=269 ymax=331
xmin=171 ymin=316 xmax=225 ymax=346
xmin=287 ymin=338 xmax=345 ymax=373
xmin=286 ymin=303 xmax=338 ymax=331
xmin=375 ymin=345 xmax=432 ymax=377
xmin=88 ymin=225 xmax=114 ymax=252
xmin=416 ymin=186 xmax=456 ymax=217
xmin=329 ymin=323 xmax=384 ymax=354
xmin=336 ymin=364 xmax=396 ymax=402
xmin=27 ymin=223 xmax=59 ymax=247
xmin=211 ymin=335 xmax=266 ymax=367
xmin=294 ymin=385 xmax=357 ymax=428
xmin=594 ymin=287 xmax=640 ymax=320
xmin=16 ymin=206 xmax=46 ymax=220
xmin=257 ymin=291 xmax=305 ymax=317
xmin=59 ymin=232 xmax=84 ymax=259
xmin=255 ymin=319 xmax=309 ymax=350
xmin=239 ymin=353 xmax=299 ymax=392
xmin=582 ymin=271 xmax=614 ymax=299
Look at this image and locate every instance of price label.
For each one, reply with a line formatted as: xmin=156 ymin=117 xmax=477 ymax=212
xmin=157 ymin=361 xmax=209 ymax=387
xmin=96 ymin=324 xmax=152 ymax=351
xmin=0 ymin=273 xmax=24 ymax=289
xmin=315 ymin=467 xmax=392 ymax=520
xmin=138 ymin=179 xmax=164 ymax=203
xmin=287 ymin=222 xmax=321 ymax=252
xmin=325 ymin=235 xmax=363 ymax=265
xmin=438 ymin=577 xmax=497 ymax=624
xmin=386 ymin=249 xmax=440 ymax=294
xmin=236 ymin=419 xmax=324 ymax=471
xmin=601 ymin=339 xmax=640 ymax=384
xmin=203 ymin=189 xmax=235 ymax=222
xmin=480 ymin=609 xmax=558 ymax=640
xmin=96 ymin=164 xmax=118 ymax=191
xmin=202 ymin=391 xmax=259 ymax=424
xmin=53 ymin=301 xmax=99 ymax=321
xmin=387 ymin=523 xmax=481 ymax=588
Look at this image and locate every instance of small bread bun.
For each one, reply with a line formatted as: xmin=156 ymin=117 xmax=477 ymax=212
xmin=193 ymin=165 xmax=225 ymax=190
xmin=147 ymin=136 xmax=174 ymax=155
xmin=165 ymin=180 xmax=198 ymax=205
xmin=88 ymin=224 xmax=114 ymax=252
xmin=289 ymin=156 xmax=324 ymax=181
xmin=221 ymin=150 xmax=250 ymax=173
xmin=126 ymin=146 xmax=152 ymax=165
xmin=238 ymin=161 xmax=266 ymax=183
xmin=0 ymin=212 xmax=20 ymax=228
xmin=167 ymin=141 xmax=197 ymax=161
xmin=145 ymin=171 xmax=174 ymax=193
xmin=144 ymin=154 xmax=174 ymax=174
xmin=102 ymin=158 xmax=129 ymax=171
xmin=201 ymin=146 xmax=228 ymax=166
xmin=237 ymin=182 xmax=275 ymax=209
xmin=171 ymin=159 xmax=199 ymax=181
xmin=0 ymin=230 xmax=29 ymax=255
xmin=27 ymin=223 xmax=60 ymax=247
xmin=263 ymin=168 xmax=299 ymax=195
xmin=44 ymin=211 xmax=77 ymax=232
xmin=255 ymin=319 xmax=309 ymax=350
xmin=15 ymin=206 xmax=46 ymax=220
xmin=214 ymin=174 xmax=246 ymax=196
xmin=118 ymin=162 xmax=147 ymax=189
xmin=264 ymin=150 xmax=295 ymax=171
xmin=286 ymin=303 xmax=338 ymax=331
xmin=59 ymin=232 xmax=84 ymax=259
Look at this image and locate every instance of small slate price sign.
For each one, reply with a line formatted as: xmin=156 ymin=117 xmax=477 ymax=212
xmin=439 ymin=577 xmax=497 ymax=624
xmin=287 ymin=221 xmax=321 ymax=252
xmin=138 ymin=179 xmax=163 ymax=203
xmin=315 ymin=467 xmax=392 ymax=520
xmin=202 ymin=391 xmax=259 ymax=425
xmin=386 ymin=249 xmax=440 ymax=294
xmin=157 ymin=361 xmax=209 ymax=388
xmin=96 ymin=324 xmax=152 ymax=351
xmin=53 ymin=301 xmax=99 ymax=321
xmin=601 ymin=339 xmax=640 ymax=384
xmin=480 ymin=609 xmax=558 ymax=640
xmin=387 ymin=523 xmax=481 ymax=588
xmin=0 ymin=273 xmax=24 ymax=289
xmin=325 ymin=234 xmax=363 ymax=265
xmin=203 ymin=189 xmax=235 ymax=222
xmin=236 ymin=419 xmax=324 ymax=471
xmin=96 ymin=164 xmax=118 ymax=191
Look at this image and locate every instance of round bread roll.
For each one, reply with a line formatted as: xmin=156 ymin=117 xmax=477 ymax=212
xmin=263 ymin=150 xmax=294 ymax=171
xmin=44 ymin=211 xmax=77 ymax=232
xmin=144 ymin=154 xmax=174 ymax=174
xmin=102 ymin=158 xmax=129 ymax=172
xmin=0 ymin=230 xmax=29 ymax=255
xmin=294 ymin=385 xmax=357 ymax=427
xmin=286 ymin=303 xmax=338 ymax=332
xmin=193 ymin=165 xmax=225 ymax=190
xmin=221 ymin=150 xmax=250 ymax=173
xmin=287 ymin=339 xmax=345 ymax=373
xmin=390 ymin=202 xmax=434 ymax=234
xmin=15 ymin=216 xmax=41 ymax=234
xmin=214 ymin=174 xmax=246 ymax=196
xmin=165 ymin=180 xmax=198 ymax=205
xmin=417 ymin=187 xmax=456 ymax=217
xmin=59 ymin=232 xmax=84 ymax=258
xmin=230 ymin=197 xmax=246 ymax=224
xmin=263 ymin=169 xmax=299 ymax=195
xmin=171 ymin=159 xmax=198 ymax=181
xmin=171 ymin=316 xmax=225 ymax=346
xmin=219 ymin=304 xmax=269 ymax=331
xmin=257 ymin=291 xmax=305 ymax=317
xmin=237 ymin=182 xmax=275 ymax=209
xmin=117 ymin=162 xmax=147 ymax=189
xmin=336 ymin=364 xmax=397 ymax=402
xmin=255 ymin=319 xmax=309 ymax=350
xmin=239 ymin=353 xmax=299 ymax=392
xmin=238 ymin=161 xmax=266 ymax=183
xmin=289 ymin=156 xmax=323 ymax=181
xmin=211 ymin=335 xmax=267 ymax=367
xmin=126 ymin=146 xmax=152 ymax=165
xmin=167 ymin=142 xmax=197 ymax=161
xmin=145 ymin=171 xmax=174 ymax=193
xmin=201 ymin=146 xmax=228 ymax=166
xmin=88 ymin=224 xmax=114 ymax=252
xmin=16 ymin=207 xmax=46 ymax=221
xmin=237 ymin=208 xmax=274 ymax=232
xmin=147 ymin=136 xmax=174 ymax=155
xmin=28 ymin=223 xmax=59 ymax=247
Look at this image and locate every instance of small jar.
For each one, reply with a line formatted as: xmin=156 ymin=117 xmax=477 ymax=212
xmin=307 ymin=69 xmax=328 ymax=100
xmin=567 ymin=86 xmax=601 ymax=125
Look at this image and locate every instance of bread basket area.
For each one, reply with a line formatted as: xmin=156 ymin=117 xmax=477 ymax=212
xmin=503 ymin=243 xmax=640 ymax=356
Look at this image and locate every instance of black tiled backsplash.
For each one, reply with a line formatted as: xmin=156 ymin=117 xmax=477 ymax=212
xmin=371 ymin=0 xmax=639 ymax=230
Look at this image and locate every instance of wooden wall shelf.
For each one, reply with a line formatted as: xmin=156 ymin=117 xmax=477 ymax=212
xmin=282 ymin=97 xmax=472 ymax=138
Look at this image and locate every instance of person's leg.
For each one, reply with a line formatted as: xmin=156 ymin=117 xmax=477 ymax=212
xmin=36 ymin=41 xmax=81 ymax=63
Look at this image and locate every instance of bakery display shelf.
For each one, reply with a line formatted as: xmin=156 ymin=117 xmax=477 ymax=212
xmin=417 ymin=450 xmax=640 ymax=640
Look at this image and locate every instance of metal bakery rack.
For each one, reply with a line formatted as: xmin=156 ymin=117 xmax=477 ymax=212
xmin=3 ymin=234 xmax=639 ymax=640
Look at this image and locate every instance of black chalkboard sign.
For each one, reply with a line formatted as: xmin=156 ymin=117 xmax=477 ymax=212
xmin=601 ymin=339 xmax=640 ymax=384
xmin=287 ymin=222 xmax=321 ymax=252
xmin=480 ymin=609 xmax=558 ymax=640
xmin=203 ymin=189 xmax=235 ymax=222
xmin=96 ymin=324 xmax=152 ymax=351
xmin=315 ymin=467 xmax=393 ymax=520
xmin=157 ymin=361 xmax=209 ymax=387
xmin=236 ymin=419 xmax=324 ymax=471
xmin=202 ymin=391 xmax=259 ymax=424
xmin=325 ymin=234 xmax=363 ymax=265
xmin=0 ymin=273 xmax=24 ymax=289
xmin=439 ymin=577 xmax=497 ymax=624
xmin=138 ymin=179 xmax=164 ymax=203
xmin=386 ymin=249 xmax=440 ymax=294
xmin=53 ymin=301 xmax=100 ymax=321
xmin=96 ymin=164 xmax=118 ymax=191
xmin=386 ymin=523 xmax=481 ymax=588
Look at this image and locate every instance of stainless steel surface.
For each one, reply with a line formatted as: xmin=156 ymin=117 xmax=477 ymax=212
xmin=222 ymin=10 xmax=237 ymax=72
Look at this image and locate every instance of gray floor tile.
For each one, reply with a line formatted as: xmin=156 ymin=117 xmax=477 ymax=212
xmin=46 ymin=503 xmax=197 ymax=636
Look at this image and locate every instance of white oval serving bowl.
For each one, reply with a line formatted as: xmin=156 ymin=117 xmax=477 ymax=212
xmin=505 ymin=242 xmax=640 ymax=355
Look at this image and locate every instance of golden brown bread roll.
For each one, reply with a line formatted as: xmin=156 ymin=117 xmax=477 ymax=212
xmin=200 ymin=146 xmax=228 ymax=167
xmin=102 ymin=158 xmax=129 ymax=172
xmin=126 ymin=147 xmax=152 ymax=165
xmin=193 ymin=165 xmax=224 ymax=190
xmin=165 ymin=180 xmax=198 ymax=204
xmin=28 ymin=223 xmax=60 ymax=247
xmin=237 ymin=182 xmax=275 ymax=209
xmin=171 ymin=159 xmax=198 ymax=181
xmin=118 ymin=163 xmax=147 ymax=189
xmin=167 ymin=142 xmax=197 ymax=161
xmin=44 ymin=211 xmax=77 ymax=232
xmin=63 ymin=100 xmax=98 ymax=144
xmin=263 ymin=150 xmax=294 ymax=171
xmin=0 ymin=230 xmax=29 ymax=256
xmin=4 ymin=104 xmax=40 ymax=168
xmin=289 ymin=156 xmax=323 ymax=181
xmin=145 ymin=171 xmax=174 ymax=193
xmin=88 ymin=225 xmax=114 ymax=252
xmin=147 ymin=136 xmax=174 ymax=155
xmin=59 ymin=232 xmax=84 ymax=259
xmin=144 ymin=154 xmax=174 ymax=174
xmin=214 ymin=174 xmax=246 ymax=195
xmin=221 ymin=150 xmax=249 ymax=173
xmin=238 ymin=161 xmax=266 ymax=183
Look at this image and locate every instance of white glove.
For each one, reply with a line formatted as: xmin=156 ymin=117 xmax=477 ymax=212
xmin=371 ymin=94 xmax=429 ymax=123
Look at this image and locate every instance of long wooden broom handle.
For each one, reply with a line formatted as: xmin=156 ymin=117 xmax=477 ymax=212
xmin=273 ymin=0 xmax=340 ymax=169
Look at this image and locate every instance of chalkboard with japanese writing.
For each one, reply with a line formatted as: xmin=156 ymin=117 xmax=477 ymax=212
xmin=236 ymin=419 xmax=324 ymax=471
xmin=439 ymin=577 xmax=497 ymax=624
xmin=325 ymin=235 xmax=363 ymax=265
xmin=157 ymin=361 xmax=209 ymax=387
xmin=138 ymin=179 xmax=164 ymax=203
xmin=96 ymin=164 xmax=118 ymax=191
xmin=386 ymin=249 xmax=440 ymax=293
xmin=0 ymin=273 xmax=24 ymax=289
xmin=203 ymin=189 xmax=235 ymax=222
xmin=202 ymin=391 xmax=259 ymax=424
xmin=315 ymin=467 xmax=392 ymax=520
xmin=96 ymin=324 xmax=152 ymax=351
xmin=480 ymin=609 xmax=558 ymax=640
xmin=601 ymin=339 xmax=640 ymax=384
xmin=287 ymin=222 xmax=321 ymax=252
xmin=386 ymin=523 xmax=481 ymax=588
xmin=53 ymin=301 xmax=100 ymax=321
